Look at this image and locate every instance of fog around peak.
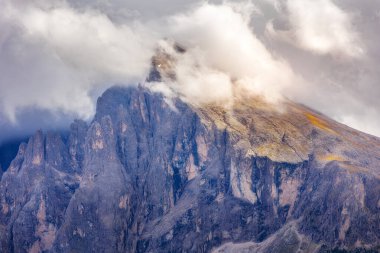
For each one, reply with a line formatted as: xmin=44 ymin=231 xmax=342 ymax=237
xmin=0 ymin=0 xmax=379 ymax=143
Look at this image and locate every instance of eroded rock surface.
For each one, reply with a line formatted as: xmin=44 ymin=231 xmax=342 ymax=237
xmin=0 ymin=86 xmax=379 ymax=253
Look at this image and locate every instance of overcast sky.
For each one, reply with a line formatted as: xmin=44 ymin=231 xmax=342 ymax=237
xmin=0 ymin=0 xmax=379 ymax=144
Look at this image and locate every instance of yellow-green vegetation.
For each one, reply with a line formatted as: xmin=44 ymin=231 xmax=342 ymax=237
xmin=196 ymin=97 xmax=312 ymax=164
xmin=318 ymin=154 xmax=371 ymax=175
xmin=197 ymin=97 xmax=380 ymax=175
xmin=254 ymin=143 xmax=301 ymax=163
xmin=305 ymin=113 xmax=337 ymax=135
xmin=198 ymin=103 xmax=252 ymax=137
xmin=321 ymin=154 xmax=347 ymax=162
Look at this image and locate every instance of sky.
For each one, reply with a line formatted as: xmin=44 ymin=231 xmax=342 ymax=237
xmin=0 ymin=0 xmax=379 ymax=144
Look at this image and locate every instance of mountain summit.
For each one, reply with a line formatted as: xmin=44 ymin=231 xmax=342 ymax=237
xmin=0 ymin=83 xmax=379 ymax=252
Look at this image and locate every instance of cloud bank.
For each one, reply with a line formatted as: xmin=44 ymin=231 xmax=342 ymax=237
xmin=0 ymin=0 xmax=156 ymax=122
xmin=0 ymin=0 xmax=379 ymax=142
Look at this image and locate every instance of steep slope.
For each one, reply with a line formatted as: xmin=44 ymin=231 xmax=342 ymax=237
xmin=0 ymin=85 xmax=379 ymax=253
xmin=0 ymin=138 xmax=28 ymax=177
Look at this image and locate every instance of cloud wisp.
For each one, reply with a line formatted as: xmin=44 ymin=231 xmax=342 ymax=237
xmin=266 ymin=0 xmax=364 ymax=58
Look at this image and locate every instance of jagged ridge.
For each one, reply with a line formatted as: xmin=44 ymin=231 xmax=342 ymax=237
xmin=0 ymin=85 xmax=379 ymax=253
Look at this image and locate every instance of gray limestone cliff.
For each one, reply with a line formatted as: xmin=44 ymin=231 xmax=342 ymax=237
xmin=0 ymin=85 xmax=379 ymax=253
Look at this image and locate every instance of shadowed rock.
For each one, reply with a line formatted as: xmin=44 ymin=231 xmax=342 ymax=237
xmin=0 ymin=85 xmax=379 ymax=253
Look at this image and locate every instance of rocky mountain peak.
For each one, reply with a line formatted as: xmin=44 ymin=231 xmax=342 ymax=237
xmin=0 ymin=85 xmax=379 ymax=252
xmin=147 ymin=41 xmax=186 ymax=83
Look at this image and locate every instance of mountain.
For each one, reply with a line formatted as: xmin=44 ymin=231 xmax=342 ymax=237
xmin=0 ymin=138 xmax=29 ymax=178
xmin=0 ymin=83 xmax=379 ymax=253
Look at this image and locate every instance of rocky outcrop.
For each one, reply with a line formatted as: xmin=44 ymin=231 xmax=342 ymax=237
xmin=212 ymin=222 xmax=319 ymax=253
xmin=0 ymin=130 xmax=80 ymax=253
xmin=0 ymin=85 xmax=379 ymax=253
xmin=0 ymin=138 xmax=27 ymax=179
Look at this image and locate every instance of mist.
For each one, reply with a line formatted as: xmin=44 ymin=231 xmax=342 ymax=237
xmin=0 ymin=0 xmax=379 ymax=144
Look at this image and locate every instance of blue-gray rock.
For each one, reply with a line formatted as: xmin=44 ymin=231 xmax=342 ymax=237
xmin=0 ymin=85 xmax=379 ymax=253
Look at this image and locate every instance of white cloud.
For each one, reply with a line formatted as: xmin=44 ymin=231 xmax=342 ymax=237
xmin=0 ymin=0 xmax=379 ymax=140
xmin=160 ymin=3 xmax=299 ymax=105
xmin=0 ymin=1 xmax=299 ymax=121
xmin=0 ymin=0 xmax=156 ymax=121
xmin=267 ymin=0 xmax=364 ymax=57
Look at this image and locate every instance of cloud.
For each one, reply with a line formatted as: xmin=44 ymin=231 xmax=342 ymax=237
xmin=0 ymin=1 xmax=298 ymax=120
xmin=0 ymin=0 xmax=156 ymax=122
xmin=159 ymin=3 xmax=299 ymax=105
xmin=260 ymin=0 xmax=380 ymax=137
xmin=266 ymin=0 xmax=364 ymax=58
xmin=0 ymin=0 xmax=379 ymax=141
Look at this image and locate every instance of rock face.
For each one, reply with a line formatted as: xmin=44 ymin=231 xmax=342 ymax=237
xmin=0 ymin=138 xmax=27 ymax=178
xmin=0 ymin=85 xmax=380 ymax=253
